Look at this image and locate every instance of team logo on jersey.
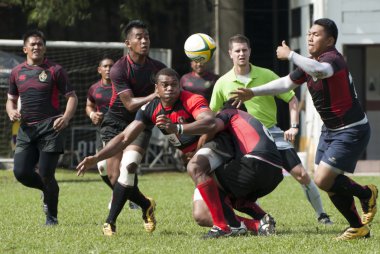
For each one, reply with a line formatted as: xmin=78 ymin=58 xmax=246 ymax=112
xmin=39 ymin=70 xmax=47 ymax=82
xmin=18 ymin=74 xmax=26 ymax=81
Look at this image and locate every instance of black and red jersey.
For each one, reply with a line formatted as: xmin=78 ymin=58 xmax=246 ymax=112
xmin=217 ymin=108 xmax=282 ymax=167
xmin=108 ymin=54 xmax=166 ymax=123
xmin=87 ymin=80 xmax=112 ymax=114
xmin=135 ymin=90 xmax=210 ymax=153
xmin=180 ymin=71 xmax=219 ymax=102
xmin=8 ymin=58 xmax=75 ymax=124
xmin=289 ymin=47 xmax=365 ymax=129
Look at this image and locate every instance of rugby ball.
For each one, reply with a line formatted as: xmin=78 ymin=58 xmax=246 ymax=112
xmin=184 ymin=33 xmax=216 ymax=63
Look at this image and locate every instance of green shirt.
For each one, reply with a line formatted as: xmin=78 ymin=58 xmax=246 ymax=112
xmin=210 ymin=64 xmax=295 ymax=128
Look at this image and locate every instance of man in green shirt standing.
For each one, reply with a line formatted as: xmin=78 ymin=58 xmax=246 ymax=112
xmin=210 ymin=34 xmax=332 ymax=224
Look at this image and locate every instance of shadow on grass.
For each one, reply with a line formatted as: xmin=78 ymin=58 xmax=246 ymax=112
xmin=278 ymin=227 xmax=342 ymax=236
xmin=58 ymin=178 xmax=101 ymax=183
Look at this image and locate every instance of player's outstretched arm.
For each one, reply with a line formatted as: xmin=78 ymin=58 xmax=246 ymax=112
xmin=77 ymin=120 xmax=146 ymax=176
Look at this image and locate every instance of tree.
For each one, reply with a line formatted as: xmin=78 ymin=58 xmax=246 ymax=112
xmin=2 ymin=0 xmax=91 ymax=27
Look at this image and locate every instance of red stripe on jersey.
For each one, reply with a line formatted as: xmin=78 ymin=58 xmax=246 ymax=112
xmin=151 ymin=103 xmax=164 ymax=123
xmin=328 ymin=69 xmax=352 ymax=117
xmin=229 ymin=114 xmax=259 ymax=154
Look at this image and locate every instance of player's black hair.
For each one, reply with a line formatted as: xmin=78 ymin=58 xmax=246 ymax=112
xmin=228 ymin=34 xmax=251 ymax=49
xmin=314 ymin=18 xmax=338 ymax=45
xmin=222 ymin=98 xmax=247 ymax=112
xmin=155 ymin=68 xmax=180 ymax=82
xmin=123 ymin=20 xmax=148 ymax=40
xmin=98 ymin=55 xmax=114 ymax=66
xmin=22 ymin=29 xmax=46 ymax=46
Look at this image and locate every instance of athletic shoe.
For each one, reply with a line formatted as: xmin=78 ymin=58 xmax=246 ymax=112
xmin=361 ymin=184 xmax=378 ymax=225
xmin=45 ymin=215 xmax=58 ymax=226
xmin=318 ymin=213 xmax=333 ymax=225
xmin=230 ymin=221 xmax=248 ymax=236
xmin=102 ymin=223 xmax=116 ymax=236
xmin=142 ymin=197 xmax=156 ymax=233
xmin=335 ymin=225 xmax=370 ymax=240
xmin=202 ymin=226 xmax=232 ymax=239
xmin=258 ymin=214 xmax=276 ymax=236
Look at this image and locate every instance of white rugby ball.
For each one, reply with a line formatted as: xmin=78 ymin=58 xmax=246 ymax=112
xmin=184 ymin=33 xmax=216 ymax=63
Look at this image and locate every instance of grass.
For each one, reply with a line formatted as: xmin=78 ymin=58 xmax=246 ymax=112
xmin=0 ymin=169 xmax=379 ymax=254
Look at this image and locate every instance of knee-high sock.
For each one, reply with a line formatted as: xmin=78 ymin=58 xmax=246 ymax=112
xmin=197 ymin=178 xmax=229 ymax=231
xmin=100 ymin=175 xmax=114 ymax=190
xmin=236 ymin=215 xmax=259 ymax=233
xmin=329 ymin=193 xmax=362 ymax=228
xmin=231 ymin=198 xmax=266 ymax=220
xmin=219 ymin=190 xmax=240 ymax=228
xmin=329 ymin=175 xmax=371 ymax=200
xmin=302 ymin=180 xmax=325 ymax=217
xmin=129 ymin=186 xmax=150 ymax=211
xmin=43 ymin=177 xmax=59 ymax=217
xmin=106 ymin=182 xmax=133 ymax=224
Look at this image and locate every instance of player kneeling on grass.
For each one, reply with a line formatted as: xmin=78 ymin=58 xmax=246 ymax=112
xmin=189 ymin=103 xmax=283 ymax=238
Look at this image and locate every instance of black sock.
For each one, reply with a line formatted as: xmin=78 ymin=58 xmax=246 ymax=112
xmin=129 ymin=186 xmax=149 ymax=210
xmin=100 ymin=175 xmax=114 ymax=190
xmin=219 ymin=190 xmax=240 ymax=228
xmin=43 ymin=178 xmax=59 ymax=218
xmin=329 ymin=175 xmax=371 ymax=200
xmin=231 ymin=197 xmax=266 ymax=220
xmin=329 ymin=193 xmax=362 ymax=228
xmin=106 ymin=182 xmax=133 ymax=224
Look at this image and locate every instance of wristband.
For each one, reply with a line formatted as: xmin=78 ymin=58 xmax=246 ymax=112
xmin=176 ymin=124 xmax=183 ymax=134
xmin=291 ymin=123 xmax=299 ymax=129
xmin=90 ymin=111 xmax=95 ymax=119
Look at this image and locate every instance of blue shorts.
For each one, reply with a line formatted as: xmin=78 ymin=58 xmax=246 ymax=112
xmin=315 ymin=123 xmax=370 ymax=173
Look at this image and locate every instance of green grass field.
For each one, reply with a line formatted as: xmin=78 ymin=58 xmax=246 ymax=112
xmin=0 ymin=169 xmax=379 ymax=254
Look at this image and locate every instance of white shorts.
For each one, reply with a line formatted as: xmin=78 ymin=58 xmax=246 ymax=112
xmin=193 ymin=147 xmax=225 ymax=171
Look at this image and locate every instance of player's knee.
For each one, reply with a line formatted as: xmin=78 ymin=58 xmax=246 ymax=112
xmin=187 ymin=155 xmax=210 ymax=181
xmin=192 ymin=200 xmax=212 ymax=227
xmin=290 ymin=164 xmax=310 ymax=185
xmin=13 ymin=168 xmax=30 ymax=183
xmin=97 ymin=160 xmax=107 ymax=176
xmin=313 ymin=174 xmax=329 ymax=191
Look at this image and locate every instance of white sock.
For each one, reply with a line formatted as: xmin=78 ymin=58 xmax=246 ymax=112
xmin=302 ymin=180 xmax=325 ymax=218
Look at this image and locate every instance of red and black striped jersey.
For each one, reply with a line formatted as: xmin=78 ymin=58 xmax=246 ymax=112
xmin=180 ymin=71 xmax=219 ymax=102
xmin=108 ymin=54 xmax=166 ymax=123
xmin=8 ymin=58 xmax=75 ymax=124
xmin=87 ymin=80 xmax=112 ymax=114
xmin=217 ymin=108 xmax=282 ymax=167
xmin=289 ymin=47 xmax=365 ymax=129
xmin=135 ymin=90 xmax=210 ymax=153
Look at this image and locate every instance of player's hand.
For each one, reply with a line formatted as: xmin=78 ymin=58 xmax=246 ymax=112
xmin=90 ymin=112 xmax=103 ymax=125
xmin=284 ymin=127 xmax=299 ymax=143
xmin=156 ymin=114 xmax=177 ymax=134
xmin=276 ymin=40 xmax=292 ymax=60
xmin=230 ymin=88 xmax=255 ymax=102
xmin=53 ymin=116 xmax=69 ymax=132
xmin=76 ymin=156 xmax=98 ymax=176
xmin=8 ymin=109 xmax=21 ymax=122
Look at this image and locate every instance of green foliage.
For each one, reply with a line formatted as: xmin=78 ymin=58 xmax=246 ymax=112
xmin=0 ymin=170 xmax=379 ymax=253
xmin=2 ymin=0 xmax=91 ymax=27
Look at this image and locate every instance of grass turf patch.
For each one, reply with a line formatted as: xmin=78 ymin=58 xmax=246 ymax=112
xmin=0 ymin=169 xmax=379 ymax=253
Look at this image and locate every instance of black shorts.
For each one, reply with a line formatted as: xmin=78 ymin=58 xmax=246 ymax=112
xmin=202 ymin=131 xmax=235 ymax=162
xmin=15 ymin=117 xmax=66 ymax=154
xmin=100 ymin=113 xmax=152 ymax=149
xmin=100 ymin=113 xmax=128 ymax=143
xmin=215 ymin=156 xmax=283 ymax=200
